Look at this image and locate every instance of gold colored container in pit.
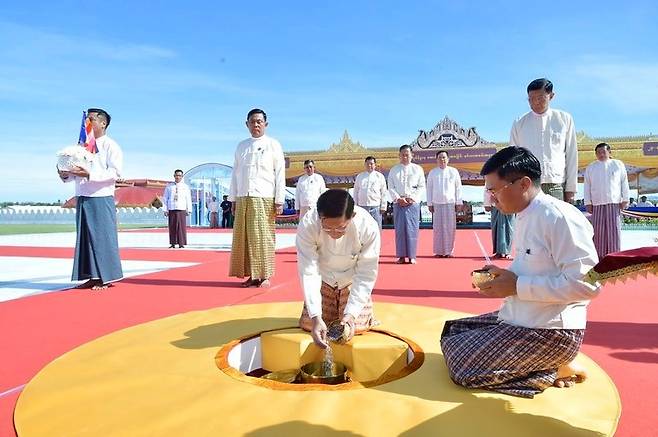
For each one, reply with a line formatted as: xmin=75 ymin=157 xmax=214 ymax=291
xmin=300 ymin=362 xmax=348 ymax=385
xmin=261 ymin=369 xmax=300 ymax=384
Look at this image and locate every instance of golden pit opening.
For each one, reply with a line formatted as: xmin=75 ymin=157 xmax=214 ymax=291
xmin=215 ymin=327 xmax=425 ymax=390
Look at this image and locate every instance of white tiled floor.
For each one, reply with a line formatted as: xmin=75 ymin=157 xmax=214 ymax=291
xmin=0 ymin=257 xmax=198 ymax=302
xmin=0 ymin=231 xmax=298 ymax=250
xmin=0 ymin=231 xmax=298 ymax=302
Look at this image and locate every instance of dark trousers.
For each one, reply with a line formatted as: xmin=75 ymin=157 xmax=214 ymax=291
xmin=168 ymin=210 xmax=187 ymax=245
xmin=222 ymin=212 xmax=233 ymax=228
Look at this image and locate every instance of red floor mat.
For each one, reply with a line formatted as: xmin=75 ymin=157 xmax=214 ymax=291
xmin=1 ymin=229 xmax=656 ymax=436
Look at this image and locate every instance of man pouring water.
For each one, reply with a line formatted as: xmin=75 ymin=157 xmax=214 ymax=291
xmin=297 ymin=189 xmax=381 ymax=348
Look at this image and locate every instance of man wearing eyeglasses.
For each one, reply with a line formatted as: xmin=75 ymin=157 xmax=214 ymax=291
xmin=510 ymin=78 xmax=578 ymax=204
xmin=297 ymin=189 xmax=380 ymax=348
xmin=163 ymin=169 xmax=192 ymax=248
xmin=228 ymin=108 xmax=286 ymax=288
xmin=295 ymin=159 xmax=327 ymax=220
xmin=57 ymin=108 xmax=123 ymax=291
xmin=441 ymin=146 xmax=600 ymax=398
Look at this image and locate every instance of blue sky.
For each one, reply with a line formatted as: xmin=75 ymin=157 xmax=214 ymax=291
xmin=1 ymin=0 xmax=657 ymax=202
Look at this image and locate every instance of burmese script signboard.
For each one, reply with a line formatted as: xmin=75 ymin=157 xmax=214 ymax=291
xmin=413 ymin=148 xmax=497 ymax=165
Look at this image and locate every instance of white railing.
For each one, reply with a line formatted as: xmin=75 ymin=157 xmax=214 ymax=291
xmin=0 ymin=207 xmax=168 ymax=225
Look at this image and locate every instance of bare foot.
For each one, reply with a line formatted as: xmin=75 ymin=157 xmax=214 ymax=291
xmin=554 ymin=360 xmax=588 ymax=388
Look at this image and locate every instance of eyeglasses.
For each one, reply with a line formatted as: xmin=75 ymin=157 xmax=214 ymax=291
xmin=320 ymin=218 xmax=350 ymax=234
xmin=485 ymin=177 xmax=523 ymax=196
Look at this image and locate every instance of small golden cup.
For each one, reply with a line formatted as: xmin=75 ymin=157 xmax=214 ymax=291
xmin=471 ymin=268 xmax=494 ymax=288
xmin=326 ymin=320 xmax=351 ymax=344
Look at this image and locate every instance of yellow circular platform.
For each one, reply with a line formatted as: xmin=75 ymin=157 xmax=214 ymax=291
xmin=14 ymin=302 xmax=620 ymax=436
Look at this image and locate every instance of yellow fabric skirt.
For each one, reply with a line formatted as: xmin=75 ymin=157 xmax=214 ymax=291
xmin=229 ymin=196 xmax=276 ymax=279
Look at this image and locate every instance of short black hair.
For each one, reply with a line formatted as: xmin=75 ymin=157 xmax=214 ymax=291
xmin=399 ymin=144 xmax=412 ymax=153
xmin=481 ymin=146 xmax=541 ymax=186
xmin=223 ymin=195 xmax=228 ymax=199
xmin=364 ymin=156 xmax=376 ymax=163
xmin=174 ymin=169 xmax=184 ymax=175
xmin=303 ymin=159 xmax=315 ymax=166
xmin=247 ymin=108 xmax=267 ymax=122
xmin=527 ymin=78 xmax=553 ymax=94
xmin=436 ymin=150 xmax=449 ymax=158
xmin=316 ymin=189 xmax=354 ymax=219
xmin=595 ymin=142 xmax=611 ymax=152
xmin=87 ymin=108 xmax=111 ymax=127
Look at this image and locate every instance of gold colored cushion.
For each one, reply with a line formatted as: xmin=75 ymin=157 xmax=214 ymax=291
xmin=261 ymin=328 xmax=410 ymax=382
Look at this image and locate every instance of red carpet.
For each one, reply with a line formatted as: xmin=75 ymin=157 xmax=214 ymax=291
xmin=1 ymin=229 xmax=657 ymax=436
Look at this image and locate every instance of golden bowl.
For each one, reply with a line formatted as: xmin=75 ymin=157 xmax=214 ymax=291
xmin=300 ymin=361 xmax=348 ymax=385
xmin=471 ymin=269 xmax=494 ymax=288
xmin=261 ymin=369 xmax=300 ymax=384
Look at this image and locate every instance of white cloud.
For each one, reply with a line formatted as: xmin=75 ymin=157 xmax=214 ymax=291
xmin=0 ymin=21 xmax=176 ymax=61
xmin=571 ymin=57 xmax=658 ymax=112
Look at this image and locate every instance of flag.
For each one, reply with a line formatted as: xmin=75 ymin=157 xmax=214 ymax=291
xmin=77 ymin=110 xmax=97 ymax=154
xmin=77 ymin=111 xmax=87 ymax=144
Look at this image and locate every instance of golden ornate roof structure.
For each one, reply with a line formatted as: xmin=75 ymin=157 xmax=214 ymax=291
xmin=285 ymin=117 xmax=658 ymax=191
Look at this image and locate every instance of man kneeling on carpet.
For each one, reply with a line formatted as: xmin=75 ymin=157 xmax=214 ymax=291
xmin=297 ymin=189 xmax=381 ymax=348
xmin=441 ymin=146 xmax=601 ymax=398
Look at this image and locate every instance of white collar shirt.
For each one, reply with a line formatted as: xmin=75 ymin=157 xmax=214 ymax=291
xmin=510 ymin=108 xmax=578 ymax=192
xmin=208 ymin=201 xmax=219 ymax=213
xmin=64 ymin=135 xmax=123 ymax=198
xmin=426 ymin=166 xmax=463 ymax=205
xmin=295 ymin=173 xmax=326 ymax=208
xmin=637 ymin=201 xmax=654 ymax=207
xmin=228 ymin=135 xmax=286 ymax=204
xmin=163 ymin=182 xmax=192 ymax=212
xmin=387 ymin=163 xmax=425 ymax=203
xmin=499 ymin=192 xmax=600 ymax=329
xmin=353 ymin=170 xmax=388 ymax=209
xmin=296 ymin=206 xmax=381 ymax=319
xmin=583 ymin=159 xmax=630 ymax=206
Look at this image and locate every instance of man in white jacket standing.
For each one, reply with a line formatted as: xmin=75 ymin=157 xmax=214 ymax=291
xmin=228 ymin=108 xmax=286 ymax=288
xmin=353 ymin=156 xmax=388 ymax=229
xmin=57 ymin=108 xmax=123 ymax=290
xmin=426 ymin=151 xmax=463 ymax=257
xmin=295 ymin=159 xmax=326 ymax=220
xmin=583 ymin=142 xmax=630 ymax=258
xmin=510 ymin=78 xmax=577 ymax=203
xmin=388 ymin=145 xmax=425 ymax=264
xmin=163 ymin=169 xmax=192 ymax=248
